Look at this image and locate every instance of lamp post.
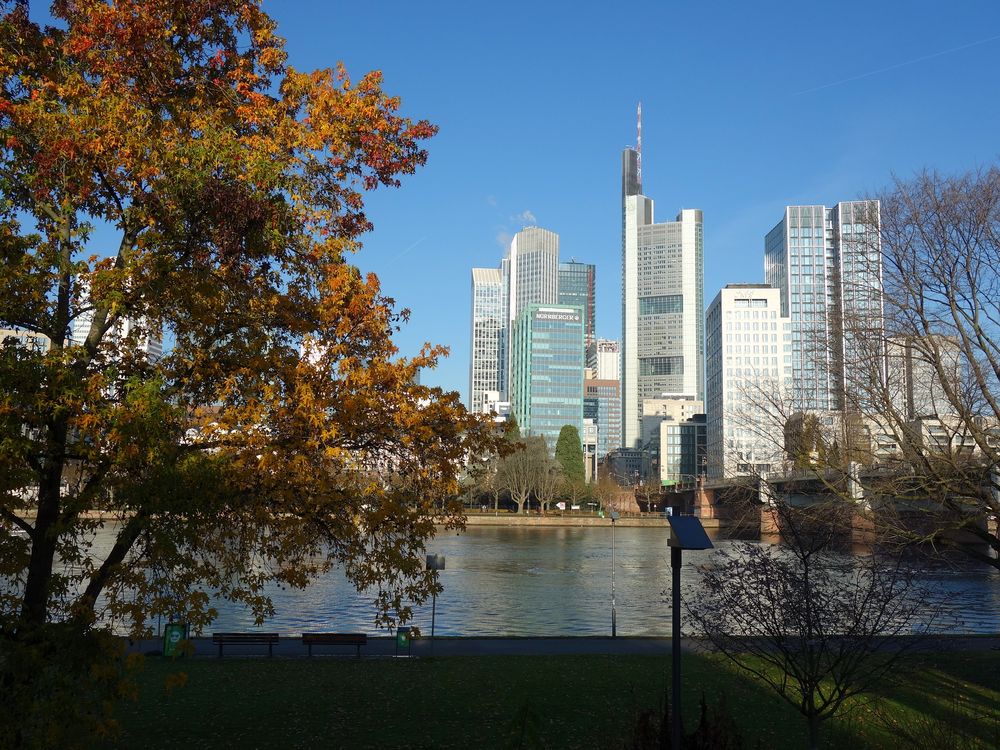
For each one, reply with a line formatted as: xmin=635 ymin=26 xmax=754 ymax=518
xmin=425 ymin=554 xmax=446 ymax=654
xmin=666 ymin=516 xmax=713 ymax=749
xmin=610 ymin=509 xmax=620 ymax=637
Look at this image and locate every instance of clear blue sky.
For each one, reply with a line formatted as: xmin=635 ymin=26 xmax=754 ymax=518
xmin=45 ymin=1 xmax=1000 ymax=400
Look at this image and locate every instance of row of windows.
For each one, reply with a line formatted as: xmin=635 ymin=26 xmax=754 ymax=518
xmin=638 ymin=294 xmax=684 ymax=315
xmin=639 ymin=356 xmax=685 ymax=376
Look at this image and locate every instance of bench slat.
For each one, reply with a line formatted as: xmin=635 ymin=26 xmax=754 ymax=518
xmin=212 ymin=632 xmax=279 ymax=657
xmin=301 ymin=632 xmax=367 ymax=656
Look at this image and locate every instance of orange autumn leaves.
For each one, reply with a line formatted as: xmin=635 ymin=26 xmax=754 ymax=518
xmin=1 ymin=0 xmax=496 ymax=638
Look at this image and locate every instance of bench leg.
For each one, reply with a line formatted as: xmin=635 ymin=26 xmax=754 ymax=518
xmin=308 ymin=644 xmax=313 ymax=657
xmin=217 ymin=643 xmax=223 ymax=658
xmin=355 ymin=644 xmax=361 ymax=658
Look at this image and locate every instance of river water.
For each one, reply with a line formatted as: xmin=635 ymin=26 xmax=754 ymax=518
xmin=130 ymin=525 xmax=1000 ymax=637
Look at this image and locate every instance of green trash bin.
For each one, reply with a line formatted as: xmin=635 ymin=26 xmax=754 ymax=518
xmin=162 ymin=622 xmax=188 ymax=658
xmin=395 ymin=627 xmax=411 ymax=657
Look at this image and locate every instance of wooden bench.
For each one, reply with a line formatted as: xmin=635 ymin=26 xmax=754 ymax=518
xmin=211 ymin=632 xmax=279 ymax=657
xmin=301 ymin=632 xmax=368 ymax=657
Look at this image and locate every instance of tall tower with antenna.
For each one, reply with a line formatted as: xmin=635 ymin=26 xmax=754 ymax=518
xmin=620 ymin=106 xmax=705 ymax=451
xmin=636 ymin=101 xmax=642 ymax=186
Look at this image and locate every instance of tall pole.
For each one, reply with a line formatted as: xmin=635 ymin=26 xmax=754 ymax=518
xmin=671 ymin=546 xmax=682 ymax=749
xmin=431 ymin=591 xmax=437 ymax=655
xmin=611 ymin=515 xmax=617 ymax=638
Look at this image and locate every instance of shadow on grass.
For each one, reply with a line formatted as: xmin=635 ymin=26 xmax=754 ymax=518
xmin=103 ymin=650 xmax=1000 ymax=750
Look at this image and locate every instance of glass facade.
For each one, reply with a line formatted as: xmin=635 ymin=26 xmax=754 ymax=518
xmin=585 ymin=379 xmax=622 ymax=461
xmin=558 ymin=261 xmax=596 ymax=356
xmin=510 ymin=305 xmax=584 ymax=452
xmin=764 ymin=201 xmax=882 ymax=413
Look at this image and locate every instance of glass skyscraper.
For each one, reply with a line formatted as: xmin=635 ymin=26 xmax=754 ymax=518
xmin=764 ymin=201 xmax=882 ymax=412
xmin=584 ymin=378 xmax=621 ymax=461
xmin=500 ymin=227 xmax=560 ymax=397
xmin=510 ymin=304 xmax=584 ymax=452
xmin=558 ymin=260 xmax=596 ymax=364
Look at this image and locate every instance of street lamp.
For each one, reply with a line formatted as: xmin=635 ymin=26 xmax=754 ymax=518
xmin=666 ymin=516 xmax=713 ymax=749
xmin=610 ymin=509 xmax=620 ymax=637
xmin=426 ymin=554 xmax=446 ymax=654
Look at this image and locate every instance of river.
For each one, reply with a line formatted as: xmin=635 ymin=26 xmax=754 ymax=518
xmin=121 ymin=525 xmax=1000 ymax=637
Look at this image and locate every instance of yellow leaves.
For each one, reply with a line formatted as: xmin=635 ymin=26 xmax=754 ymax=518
xmin=164 ymin=671 xmax=189 ymax=692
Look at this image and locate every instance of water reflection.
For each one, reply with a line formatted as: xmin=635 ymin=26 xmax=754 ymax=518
xmin=85 ymin=525 xmax=1000 ymax=636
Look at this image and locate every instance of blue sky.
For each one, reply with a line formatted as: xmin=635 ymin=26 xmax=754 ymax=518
xmin=40 ymin=1 xmax=1000 ymax=400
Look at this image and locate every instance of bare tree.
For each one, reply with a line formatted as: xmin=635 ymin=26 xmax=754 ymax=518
xmin=535 ymin=458 xmax=561 ymax=515
xmin=498 ymin=436 xmax=546 ymax=514
xmin=842 ymin=169 xmax=1000 ymax=566
xmin=687 ymin=498 xmax=937 ymax=750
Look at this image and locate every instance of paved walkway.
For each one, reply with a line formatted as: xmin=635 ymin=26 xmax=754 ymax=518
xmin=127 ymin=633 xmax=1000 ymax=659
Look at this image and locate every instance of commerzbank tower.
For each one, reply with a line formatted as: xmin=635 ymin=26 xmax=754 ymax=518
xmin=620 ymin=104 xmax=704 ymax=448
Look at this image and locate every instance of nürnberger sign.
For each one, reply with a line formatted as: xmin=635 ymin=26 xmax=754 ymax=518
xmin=535 ymin=311 xmax=580 ymax=322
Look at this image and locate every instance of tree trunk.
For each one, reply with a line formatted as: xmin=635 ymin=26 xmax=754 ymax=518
xmin=20 ymin=456 xmax=63 ymax=629
xmin=807 ymin=713 xmax=820 ymax=750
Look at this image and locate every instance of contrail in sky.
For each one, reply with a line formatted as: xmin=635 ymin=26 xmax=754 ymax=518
xmin=794 ymin=32 xmax=1000 ymax=95
xmin=391 ymin=236 xmax=426 ymax=261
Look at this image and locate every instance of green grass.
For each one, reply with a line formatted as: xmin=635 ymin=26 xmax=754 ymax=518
xmin=105 ymin=651 xmax=1000 ymax=749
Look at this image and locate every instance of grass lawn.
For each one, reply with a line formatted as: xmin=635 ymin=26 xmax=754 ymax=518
xmin=106 ymin=650 xmax=1000 ymax=749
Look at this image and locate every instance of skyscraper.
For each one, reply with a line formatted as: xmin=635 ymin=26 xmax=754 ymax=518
xmin=70 ymin=281 xmax=163 ymax=361
xmin=620 ymin=121 xmax=704 ymax=449
xmin=595 ymin=339 xmax=621 ymax=381
xmin=558 ymin=260 xmax=596 ymax=364
xmin=469 ymin=267 xmax=504 ymax=412
xmin=584 ymin=378 xmax=621 ymax=462
xmin=510 ymin=304 xmax=585 ymax=452
xmin=764 ymin=201 xmax=882 ymax=413
xmin=500 ymin=227 xmax=560 ymax=397
xmin=705 ymin=284 xmax=790 ymax=478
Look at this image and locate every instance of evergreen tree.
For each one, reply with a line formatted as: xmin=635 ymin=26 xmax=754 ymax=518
xmin=554 ymin=425 xmax=585 ymax=484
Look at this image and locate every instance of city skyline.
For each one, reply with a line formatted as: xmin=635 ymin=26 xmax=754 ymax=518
xmin=51 ymin=2 xmax=1000 ymax=401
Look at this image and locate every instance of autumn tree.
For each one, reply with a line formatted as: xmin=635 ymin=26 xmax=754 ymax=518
xmin=0 ymin=2 xmax=495 ymax=741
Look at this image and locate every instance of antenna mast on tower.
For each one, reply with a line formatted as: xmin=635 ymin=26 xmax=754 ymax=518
xmin=636 ymin=101 xmax=642 ymax=186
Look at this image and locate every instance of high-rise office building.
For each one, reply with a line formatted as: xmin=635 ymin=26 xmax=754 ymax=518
xmin=510 ymin=304 xmax=584 ymax=452
xmin=705 ymin=284 xmax=790 ymax=478
xmin=764 ymin=201 xmax=882 ymax=413
xmin=620 ymin=132 xmax=704 ymax=448
xmin=500 ymin=227 xmax=560 ymax=397
xmin=558 ymin=260 xmax=596 ymax=364
xmin=584 ymin=378 xmax=622 ymax=462
xmin=469 ymin=267 xmax=504 ymax=411
xmin=595 ymin=339 xmax=621 ymax=381
xmin=70 ymin=282 xmax=163 ymax=361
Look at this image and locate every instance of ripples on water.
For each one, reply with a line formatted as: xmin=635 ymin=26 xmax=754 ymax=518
xmin=160 ymin=526 xmax=999 ymax=637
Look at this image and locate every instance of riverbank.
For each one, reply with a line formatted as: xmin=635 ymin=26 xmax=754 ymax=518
xmin=127 ymin=633 xmax=1000 ymax=659
xmin=460 ymin=512 xmax=676 ymax=527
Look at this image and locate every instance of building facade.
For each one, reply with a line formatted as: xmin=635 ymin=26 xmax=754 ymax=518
xmin=469 ymin=267 xmax=504 ymax=411
xmin=764 ymin=201 xmax=883 ymax=413
xmin=621 ymin=146 xmax=704 ymax=448
xmin=509 ymin=304 xmax=584 ymax=452
xmin=660 ymin=413 xmax=707 ymax=486
xmin=595 ymin=338 xmax=621 ymax=381
xmin=558 ymin=260 xmax=596 ymax=362
xmin=584 ymin=378 xmax=622 ymax=463
xmin=705 ymin=284 xmax=791 ymax=479
xmin=500 ymin=227 xmax=560 ymax=396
